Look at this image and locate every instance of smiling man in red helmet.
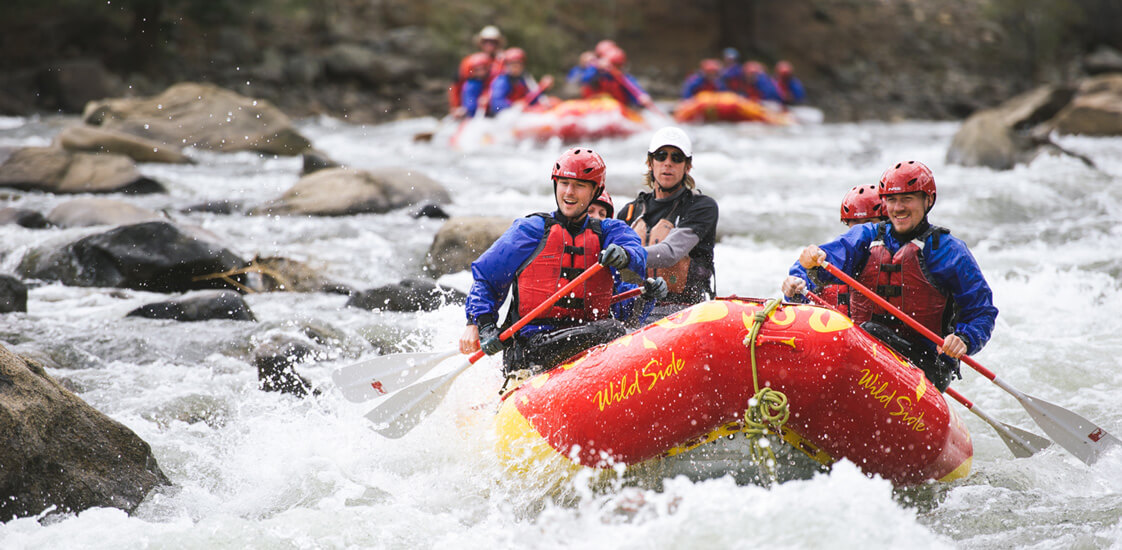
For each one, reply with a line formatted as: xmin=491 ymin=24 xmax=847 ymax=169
xmin=781 ymin=161 xmax=998 ymax=391
xmin=460 ymin=147 xmax=659 ymax=379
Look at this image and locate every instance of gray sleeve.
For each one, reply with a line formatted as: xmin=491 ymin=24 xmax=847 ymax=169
xmin=645 ymin=227 xmax=699 ymax=269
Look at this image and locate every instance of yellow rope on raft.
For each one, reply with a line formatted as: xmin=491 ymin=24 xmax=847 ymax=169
xmin=741 ymin=298 xmax=791 ymax=485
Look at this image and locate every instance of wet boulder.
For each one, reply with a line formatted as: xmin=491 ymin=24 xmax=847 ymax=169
xmin=0 ymin=344 xmax=170 ymax=521
xmin=0 ymin=275 xmax=27 ymax=313
xmin=346 ymin=278 xmax=466 ymax=312
xmin=424 ymin=216 xmax=513 ymax=277
xmin=56 ymin=125 xmax=193 ymax=164
xmin=1049 ymin=75 xmax=1122 ymax=137
xmin=251 ymin=167 xmax=450 ymax=216
xmin=82 ymin=82 xmax=311 ymax=156
xmin=0 ymin=207 xmax=51 ymax=229
xmin=47 ymin=197 xmax=163 ymax=228
xmin=946 ymin=85 xmax=1075 ymax=170
xmin=126 ymin=290 xmax=256 ymax=322
xmin=0 ymin=146 xmax=164 ymax=194
xmin=1083 ymin=45 xmax=1122 ymax=76
xmin=253 ymin=337 xmax=316 ymax=398
xmin=301 ymin=149 xmax=341 ymax=175
xmin=18 ymin=221 xmax=250 ymax=293
xmin=241 ymin=255 xmax=354 ymax=294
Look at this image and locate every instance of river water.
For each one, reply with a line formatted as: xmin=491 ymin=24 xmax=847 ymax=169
xmin=1 ymin=113 xmax=1120 ymax=549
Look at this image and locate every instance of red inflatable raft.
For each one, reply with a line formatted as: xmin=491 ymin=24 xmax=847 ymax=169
xmin=494 ymin=298 xmax=973 ymax=486
xmin=511 ymin=96 xmax=649 ymax=142
xmin=673 ymin=91 xmax=791 ymax=125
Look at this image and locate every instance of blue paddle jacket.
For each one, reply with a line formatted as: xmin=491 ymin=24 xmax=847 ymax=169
xmin=459 ymin=78 xmax=487 ymax=117
xmin=466 ymin=212 xmax=647 ymax=337
xmin=681 ymin=73 xmax=724 ymax=99
xmin=788 ymin=221 xmax=998 ymax=356
xmin=489 ymin=74 xmax=537 ymax=114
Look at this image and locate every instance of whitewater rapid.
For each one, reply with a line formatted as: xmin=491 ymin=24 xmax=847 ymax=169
xmin=1 ymin=114 xmax=1120 ymax=549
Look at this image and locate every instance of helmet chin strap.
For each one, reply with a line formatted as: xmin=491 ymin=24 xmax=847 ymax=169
xmin=652 ymin=170 xmax=685 ymax=194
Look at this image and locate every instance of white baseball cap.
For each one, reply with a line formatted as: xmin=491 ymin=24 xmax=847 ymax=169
xmin=647 ymin=126 xmax=693 ymax=158
xmin=479 ymin=26 xmax=502 ymax=40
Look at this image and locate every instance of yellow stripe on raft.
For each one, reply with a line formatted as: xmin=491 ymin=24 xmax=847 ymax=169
xmin=494 ymin=396 xmax=581 ymax=478
xmin=938 ymin=456 xmax=972 ymax=482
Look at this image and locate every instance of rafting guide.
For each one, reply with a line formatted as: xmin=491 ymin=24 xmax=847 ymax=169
xmin=459 ymin=147 xmax=666 ymax=381
xmin=782 ymin=160 xmax=999 ymax=392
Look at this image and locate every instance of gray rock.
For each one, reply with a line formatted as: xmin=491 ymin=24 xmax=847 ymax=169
xmin=1084 ymin=45 xmax=1122 ymax=76
xmin=301 ymin=149 xmax=341 ymax=175
xmin=0 ymin=275 xmax=27 ymax=313
xmin=47 ymin=197 xmax=163 ymax=228
xmin=254 ymin=338 xmax=316 ymax=398
xmin=82 ymin=82 xmax=311 ymax=156
xmin=1050 ymin=74 xmax=1122 ymax=136
xmin=18 ymin=221 xmax=249 ymax=293
xmin=346 ymin=278 xmax=465 ymax=312
xmin=126 ymin=290 xmax=255 ymax=322
xmin=180 ymin=200 xmax=246 ymax=215
xmin=0 ymin=344 xmax=169 ymax=521
xmin=252 ymin=167 xmax=450 ymax=216
xmin=0 ymin=146 xmax=164 ymax=194
xmin=424 ymin=216 xmax=513 ymax=277
xmin=946 ymin=85 xmax=1075 ymax=170
xmin=0 ymin=207 xmax=51 ymax=229
xmin=57 ymin=125 xmax=193 ymax=164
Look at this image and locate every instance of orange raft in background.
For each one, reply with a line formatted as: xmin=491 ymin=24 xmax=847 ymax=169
xmin=494 ymin=298 xmax=972 ymax=486
xmin=673 ymin=91 xmax=792 ymax=125
xmin=510 ymin=96 xmax=650 ymax=142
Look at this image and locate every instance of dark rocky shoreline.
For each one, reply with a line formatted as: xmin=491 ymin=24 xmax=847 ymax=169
xmin=2 ymin=1 xmax=1120 ymax=124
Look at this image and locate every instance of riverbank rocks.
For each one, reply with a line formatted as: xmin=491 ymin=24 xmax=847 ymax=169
xmin=82 ymin=82 xmax=311 ymax=156
xmin=946 ymin=85 xmax=1075 ymax=170
xmin=253 ymin=337 xmax=316 ymax=398
xmin=126 ymin=290 xmax=256 ymax=322
xmin=346 ymin=278 xmax=465 ymax=312
xmin=0 ymin=275 xmax=27 ymax=313
xmin=0 ymin=207 xmax=51 ymax=229
xmin=252 ymin=167 xmax=450 ymax=216
xmin=0 ymin=344 xmax=170 ymax=521
xmin=424 ymin=216 xmax=512 ymax=277
xmin=0 ymin=146 xmax=165 ymax=194
xmin=47 ymin=197 xmax=163 ymax=228
xmin=57 ymin=125 xmax=193 ymax=164
xmin=1049 ymin=74 xmax=1122 ymax=137
xmin=18 ymin=221 xmax=250 ymax=293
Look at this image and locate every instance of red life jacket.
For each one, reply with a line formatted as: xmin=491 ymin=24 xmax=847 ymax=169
xmin=818 ymin=284 xmax=850 ymax=317
xmin=849 ymin=223 xmax=953 ymax=338
xmin=512 ymin=215 xmax=614 ymax=325
xmin=507 ymin=76 xmax=529 ymax=102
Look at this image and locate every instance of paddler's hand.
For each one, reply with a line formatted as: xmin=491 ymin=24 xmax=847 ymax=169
xmin=798 ymin=245 xmax=827 ymax=269
xmin=939 ymin=333 xmax=967 ymax=359
xmin=638 ymin=94 xmax=654 ymax=109
xmin=781 ymin=276 xmax=807 ymax=298
xmin=478 ymin=322 xmax=504 ymax=356
xmin=644 ymin=277 xmax=668 ymax=300
xmin=459 ymin=324 xmax=480 ymax=354
xmin=598 ymin=244 xmax=630 ymax=269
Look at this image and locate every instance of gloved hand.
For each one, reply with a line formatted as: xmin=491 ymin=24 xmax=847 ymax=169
xmin=598 ymin=244 xmax=630 ymax=269
xmin=644 ymin=277 xmax=668 ymax=300
xmin=479 ymin=322 xmax=503 ymax=355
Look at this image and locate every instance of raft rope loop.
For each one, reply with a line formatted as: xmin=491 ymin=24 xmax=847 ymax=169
xmin=741 ymin=297 xmax=791 ymax=485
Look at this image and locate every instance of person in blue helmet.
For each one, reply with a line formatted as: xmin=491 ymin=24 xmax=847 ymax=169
xmin=460 ymin=147 xmax=665 ymax=379
xmin=718 ymin=47 xmax=749 ymax=96
xmin=781 ymin=160 xmax=998 ymax=392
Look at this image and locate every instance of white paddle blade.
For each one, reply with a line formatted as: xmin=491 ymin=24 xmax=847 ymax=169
xmin=1020 ymin=393 xmax=1121 ymax=465
xmin=996 ymin=422 xmax=1053 ymax=459
xmin=363 ymin=362 xmax=470 ymax=439
xmin=332 ymin=349 xmax=458 ymax=403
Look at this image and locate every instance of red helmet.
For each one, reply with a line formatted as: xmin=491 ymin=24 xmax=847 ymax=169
xmin=879 ymin=160 xmax=936 ymax=206
xmin=595 ymin=39 xmax=618 ymax=57
xmin=840 ymin=184 xmax=885 ymax=222
xmin=605 ymin=47 xmax=627 ymax=68
xmin=744 ymin=61 xmax=765 ymax=74
xmin=591 ymin=189 xmax=615 ymax=218
xmin=504 ymin=47 xmax=526 ymax=64
xmin=700 ymin=59 xmax=721 ymax=74
xmin=776 ymin=60 xmax=793 ymax=76
xmin=460 ymin=52 xmax=492 ymax=79
xmin=552 ymin=147 xmax=607 ymax=195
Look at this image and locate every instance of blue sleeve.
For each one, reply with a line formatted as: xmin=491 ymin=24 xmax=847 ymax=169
xmin=601 ymin=217 xmax=647 ymax=276
xmin=924 ymin=236 xmax=998 ymax=354
xmin=579 ymin=66 xmax=600 ymax=85
xmin=756 ymin=74 xmax=783 ymax=103
xmin=682 ymin=74 xmax=702 ymax=98
xmin=567 ymin=66 xmax=582 ymax=81
xmin=788 ymin=223 xmax=878 ymax=290
xmin=788 ymin=78 xmax=806 ymax=103
xmin=623 ymin=74 xmax=647 ymax=104
xmin=489 ymin=75 xmax=513 ymax=113
xmin=461 ymin=79 xmax=485 ymax=116
xmin=464 ymin=217 xmax=541 ymax=325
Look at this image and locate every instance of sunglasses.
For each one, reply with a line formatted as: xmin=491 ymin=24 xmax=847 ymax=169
xmin=651 ymin=150 xmax=687 ymax=163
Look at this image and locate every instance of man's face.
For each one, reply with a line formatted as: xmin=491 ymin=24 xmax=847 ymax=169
xmin=882 ymin=192 xmax=932 ymax=235
xmin=647 ymin=146 xmax=689 ymax=191
xmin=555 ymin=177 xmax=596 ymax=219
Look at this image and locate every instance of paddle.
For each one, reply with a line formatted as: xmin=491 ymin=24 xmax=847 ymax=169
xmin=605 ymin=65 xmax=667 ymax=118
xmin=801 ymin=289 xmax=1051 ymax=459
xmin=818 ymin=260 xmax=1120 ymax=464
xmin=333 ymin=285 xmax=640 ymax=404
xmin=363 ymin=262 xmax=607 ymax=438
xmin=519 ymin=74 xmax=554 ymax=110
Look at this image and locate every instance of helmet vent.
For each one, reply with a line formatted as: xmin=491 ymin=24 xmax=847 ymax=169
xmin=907 ymin=178 xmax=917 ymax=186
